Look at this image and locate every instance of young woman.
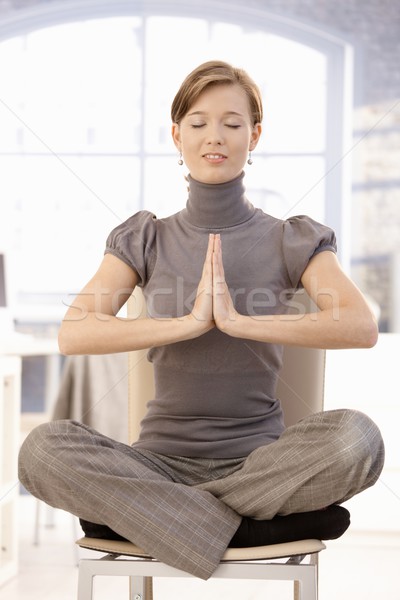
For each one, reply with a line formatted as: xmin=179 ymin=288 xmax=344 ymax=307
xmin=19 ymin=61 xmax=384 ymax=580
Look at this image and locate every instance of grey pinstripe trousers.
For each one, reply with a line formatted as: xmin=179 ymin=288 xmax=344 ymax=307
xmin=18 ymin=409 xmax=384 ymax=580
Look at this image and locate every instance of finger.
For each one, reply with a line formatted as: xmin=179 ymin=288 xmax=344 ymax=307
xmin=208 ymin=232 xmax=215 ymax=253
xmin=208 ymin=233 xmax=216 ymax=263
xmin=213 ymin=233 xmax=221 ymax=255
xmin=213 ymin=236 xmax=224 ymax=279
xmin=212 ymin=252 xmax=226 ymax=290
xmin=201 ymin=234 xmax=214 ymax=278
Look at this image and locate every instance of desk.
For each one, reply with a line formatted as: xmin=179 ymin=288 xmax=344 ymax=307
xmin=0 ymin=337 xmax=60 ymax=587
xmin=0 ymin=335 xmax=60 ymax=414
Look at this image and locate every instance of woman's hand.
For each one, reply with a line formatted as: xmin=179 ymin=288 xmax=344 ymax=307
xmin=190 ymin=233 xmax=238 ymax=334
xmin=190 ymin=233 xmax=239 ymax=336
xmin=212 ymin=234 xmax=238 ymax=332
xmin=190 ymin=234 xmax=215 ymax=332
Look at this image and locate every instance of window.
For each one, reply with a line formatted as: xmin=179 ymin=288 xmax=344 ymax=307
xmin=0 ymin=10 xmax=348 ymax=319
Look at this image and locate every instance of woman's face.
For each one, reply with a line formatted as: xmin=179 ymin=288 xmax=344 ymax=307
xmin=172 ymin=84 xmax=261 ymax=185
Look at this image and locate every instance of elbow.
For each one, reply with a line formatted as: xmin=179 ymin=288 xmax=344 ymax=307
xmin=58 ymin=325 xmax=76 ymax=356
xmin=356 ymin=315 xmax=379 ymax=349
xmin=335 ymin=312 xmax=379 ymax=349
xmin=364 ymin=319 xmax=379 ymax=348
xmin=57 ymin=332 xmax=70 ymax=356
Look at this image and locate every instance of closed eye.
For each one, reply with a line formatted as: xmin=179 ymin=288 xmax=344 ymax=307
xmin=226 ymin=124 xmax=241 ymax=129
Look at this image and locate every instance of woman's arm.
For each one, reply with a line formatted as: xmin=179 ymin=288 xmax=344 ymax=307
xmin=58 ymin=242 xmax=215 ymax=355
xmin=212 ymin=236 xmax=378 ymax=349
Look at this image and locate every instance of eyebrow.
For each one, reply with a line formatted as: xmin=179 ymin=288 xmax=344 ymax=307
xmin=186 ymin=110 xmax=245 ymax=118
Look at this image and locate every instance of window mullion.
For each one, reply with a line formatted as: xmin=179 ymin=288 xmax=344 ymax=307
xmin=137 ymin=17 xmax=146 ymax=212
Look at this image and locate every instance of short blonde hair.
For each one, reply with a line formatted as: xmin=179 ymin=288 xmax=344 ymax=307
xmin=171 ymin=60 xmax=263 ymax=125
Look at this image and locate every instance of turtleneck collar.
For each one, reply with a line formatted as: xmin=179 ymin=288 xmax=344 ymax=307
xmin=182 ymin=171 xmax=255 ymax=229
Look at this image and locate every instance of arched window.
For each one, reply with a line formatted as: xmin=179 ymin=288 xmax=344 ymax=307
xmin=0 ymin=3 xmax=352 ymax=319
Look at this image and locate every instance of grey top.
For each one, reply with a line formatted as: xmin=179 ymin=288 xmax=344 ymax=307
xmin=105 ymin=172 xmax=336 ymax=458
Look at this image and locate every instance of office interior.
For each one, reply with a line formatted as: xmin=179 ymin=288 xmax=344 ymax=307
xmin=0 ymin=1 xmax=399 ymax=598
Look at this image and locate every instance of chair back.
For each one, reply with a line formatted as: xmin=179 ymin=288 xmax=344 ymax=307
xmin=127 ymin=288 xmax=325 ymax=444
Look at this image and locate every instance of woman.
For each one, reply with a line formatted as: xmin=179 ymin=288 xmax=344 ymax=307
xmin=19 ymin=60 xmax=384 ymax=580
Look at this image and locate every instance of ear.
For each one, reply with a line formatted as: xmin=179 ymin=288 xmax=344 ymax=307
xmin=249 ymin=123 xmax=262 ymax=151
xmin=171 ymin=123 xmax=182 ymax=151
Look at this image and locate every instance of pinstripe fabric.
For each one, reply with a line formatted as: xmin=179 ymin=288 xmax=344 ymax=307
xmin=19 ymin=420 xmax=241 ymax=580
xmin=197 ymin=409 xmax=384 ymax=518
xmin=18 ymin=408 xmax=384 ymax=579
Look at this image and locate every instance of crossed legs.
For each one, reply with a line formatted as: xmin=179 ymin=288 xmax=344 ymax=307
xmin=18 ymin=420 xmax=240 ymax=579
xmin=18 ymin=409 xmax=384 ymax=579
xmin=197 ymin=408 xmax=384 ymax=517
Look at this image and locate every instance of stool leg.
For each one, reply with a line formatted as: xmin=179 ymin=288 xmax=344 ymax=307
xmin=298 ymin=568 xmax=317 ymax=600
xmin=294 ymin=580 xmax=300 ymax=600
xmin=77 ymin=562 xmax=94 ymax=600
xmin=130 ymin=576 xmax=153 ymax=599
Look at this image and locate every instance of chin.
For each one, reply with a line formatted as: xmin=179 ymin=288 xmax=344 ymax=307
xmin=194 ymin=169 xmax=241 ymax=185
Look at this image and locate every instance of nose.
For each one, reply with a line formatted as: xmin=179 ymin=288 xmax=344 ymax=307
xmin=206 ymin=123 xmax=224 ymax=145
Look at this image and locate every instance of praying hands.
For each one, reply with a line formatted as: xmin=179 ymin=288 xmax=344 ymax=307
xmin=191 ymin=234 xmax=238 ymax=333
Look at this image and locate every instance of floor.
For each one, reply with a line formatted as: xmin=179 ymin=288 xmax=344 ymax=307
xmin=1 ymin=494 xmax=399 ymax=600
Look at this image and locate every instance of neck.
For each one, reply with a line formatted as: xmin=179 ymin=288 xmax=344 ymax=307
xmin=182 ymin=171 xmax=255 ymax=229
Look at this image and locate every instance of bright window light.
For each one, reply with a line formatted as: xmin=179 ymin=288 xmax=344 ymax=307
xmin=0 ymin=15 xmax=328 ymax=316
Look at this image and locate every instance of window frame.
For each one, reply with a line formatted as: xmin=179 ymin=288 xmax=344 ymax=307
xmin=0 ymin=0 xmax=353 ymax=270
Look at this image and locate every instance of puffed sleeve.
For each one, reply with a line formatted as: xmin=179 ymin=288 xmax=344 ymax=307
xmin=282 ymin=215 xmax=337 ymax=288
xmin=104 ymin=210 xmax=157 ymax=286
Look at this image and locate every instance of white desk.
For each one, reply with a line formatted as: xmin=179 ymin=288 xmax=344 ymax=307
xmin=0 ymin=335 xmax=59 ymax=356
xmin=0 ymin=336 xmax=60 ymax=587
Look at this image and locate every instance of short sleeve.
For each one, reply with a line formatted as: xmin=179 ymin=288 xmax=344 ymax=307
xmin=104 ymin=211 xmax=157 ymax=286
xmin=282 ymin=215 xmax=337 ymax=288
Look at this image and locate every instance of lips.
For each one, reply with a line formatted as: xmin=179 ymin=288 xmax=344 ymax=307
xmin=203 ymin=153 xmax=227 ymax=160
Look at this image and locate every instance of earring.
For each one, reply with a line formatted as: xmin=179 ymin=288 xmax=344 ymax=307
xmin=247 ymin=152 xmax=253 ymax=165
xmin=178 ymin=152 xmax=183 ymax=166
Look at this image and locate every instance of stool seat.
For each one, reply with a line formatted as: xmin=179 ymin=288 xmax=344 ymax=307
xmin=76 ymin=536 xmax=326 ymax=561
